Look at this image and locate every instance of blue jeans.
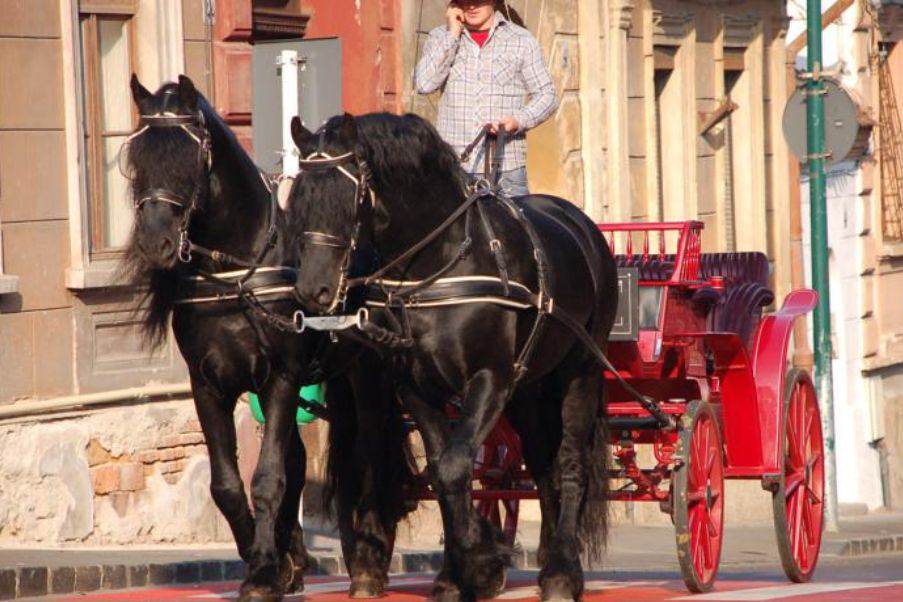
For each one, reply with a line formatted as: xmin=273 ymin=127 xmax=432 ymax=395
xmin=497 ymin=167 xmax=530 ymax=197
xmin=469 ymin=167 xmax=530 ymax=197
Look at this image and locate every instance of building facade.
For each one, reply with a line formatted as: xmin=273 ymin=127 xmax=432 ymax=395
xmin=1 ymin=0 xmax=900 ymax=546
xmin=786 ymin=0 xmax=903 ymax=512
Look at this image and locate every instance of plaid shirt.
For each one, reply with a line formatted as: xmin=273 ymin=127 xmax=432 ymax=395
xmin=414 ymin=12 xmax=558 ymax=174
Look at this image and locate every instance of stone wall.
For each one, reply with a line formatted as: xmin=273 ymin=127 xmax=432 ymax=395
xmin=0 ymin=400 xmax=233 ymax=545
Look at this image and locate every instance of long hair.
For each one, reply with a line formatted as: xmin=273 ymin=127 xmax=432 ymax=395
xmin=496 ymin=0 xmax=526 ymax=28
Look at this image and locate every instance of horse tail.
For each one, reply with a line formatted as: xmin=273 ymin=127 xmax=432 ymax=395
xmin=322 ymin=374 xmax=357 ymax=521
xmin=322 ymin=364 xmax=418 ymax=534
xmin=579 ymin=393 xmax=610 ymax=564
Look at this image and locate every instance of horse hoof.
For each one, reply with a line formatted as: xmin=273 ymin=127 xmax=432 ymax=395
xmin=540 ymin=574 xmax=580 ymax=602
xmin=431 ymin=575 xmax=463 ymax=602
xmin=349 ymin=574 xmax=386 ymax=598
xmin=238 ymin=585 xmax=283 ymax=602
xmin=280 ymin=554 xmax=304 ymax=593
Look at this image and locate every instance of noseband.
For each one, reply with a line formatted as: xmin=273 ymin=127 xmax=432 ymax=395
xmin=129 ymin=110 xmax=212 ymax=262
xmin=297 ymin=136 xmax=373 ymax=314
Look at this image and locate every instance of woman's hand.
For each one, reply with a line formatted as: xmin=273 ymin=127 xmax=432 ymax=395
xmin=446 ymin=3 xmax=464 ymax=36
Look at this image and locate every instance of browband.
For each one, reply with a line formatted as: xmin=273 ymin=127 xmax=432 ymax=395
xmin=139 ymin=114 xmax=198 ymax=127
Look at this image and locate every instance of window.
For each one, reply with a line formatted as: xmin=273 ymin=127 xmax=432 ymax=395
xmin=78 ymin=0 xmax=138 ymax=256
xmin=723 ymin=68 xmax=741 ymax=252
xmin=652 ymin=45 xmax=676 ymax=221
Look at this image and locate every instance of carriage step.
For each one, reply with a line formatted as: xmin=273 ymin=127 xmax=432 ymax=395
xmin=608 ymin=416 xmax=663 ymax=431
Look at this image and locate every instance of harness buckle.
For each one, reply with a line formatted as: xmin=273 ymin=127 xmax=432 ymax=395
xmin=489 ymin=239 xmax=502 ymax=252
xmin=178 ymin=231 xmax=192 ymax=263
xmin=292 ymin=309 xmax=306 ymax=333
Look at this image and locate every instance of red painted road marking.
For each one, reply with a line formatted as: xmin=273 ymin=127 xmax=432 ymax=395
xmin=39 ymin=577 xmax=903 ymax=602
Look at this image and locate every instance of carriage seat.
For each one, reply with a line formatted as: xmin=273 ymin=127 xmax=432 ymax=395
xmin=615 ymin=252 xmax=773 ymax=348
xmin=614 ymin=255 xmax=675 ymax=281
xmin=697 ymin=252 xmax=773 ymax=348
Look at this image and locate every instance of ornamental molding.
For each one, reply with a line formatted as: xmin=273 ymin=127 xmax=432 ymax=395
xmin=723 ymin=13 xmax=759 ymax=47
xmin=610 ymin=0 xmax=636 ymax=31
xmin=652 ymin=9 xmax=693 ymax=43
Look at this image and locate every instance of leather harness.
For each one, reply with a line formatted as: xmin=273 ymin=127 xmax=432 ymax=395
xmin=293 ymin=127 xmax=673 ymax=427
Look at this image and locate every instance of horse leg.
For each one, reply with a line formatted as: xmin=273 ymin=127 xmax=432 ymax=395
xmin=506 ymin=386 xmax=562 ymax=572
xmin=239 ymin=374 xmax=302 ymax=602
xmin=540 ymin=363 xmax=607 ymax=601
xmin=406 ymin=370 xmax=512 ymax=601
xmin=276 ymin=422 xmax=311 ymax=593
xmin=192 ymin=380 xmax=255 ymax=561
xmin=344 ymin=364 xmax=410 ymax=598
xmin=325 ymin=373 xmax=392 ymax=597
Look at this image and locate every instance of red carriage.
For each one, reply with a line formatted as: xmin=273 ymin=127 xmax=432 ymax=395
xmin=431 ymin=220 xmax=825 ymax=593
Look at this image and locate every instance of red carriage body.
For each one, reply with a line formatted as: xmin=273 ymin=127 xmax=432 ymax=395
xmin=412 ymin=220 xmax=826 ymax=593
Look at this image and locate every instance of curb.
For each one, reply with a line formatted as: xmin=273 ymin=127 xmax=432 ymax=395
xmin=836 ymin=533 xmax=903 ymax=557
xmin=0 ymin=549 xmax=460 ymax=600
xmin=2 ymin=536 xmax=900 ymax=599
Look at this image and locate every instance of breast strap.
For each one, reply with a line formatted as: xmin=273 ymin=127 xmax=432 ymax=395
xmin=175 ymin=266 xmax=297 ymax=305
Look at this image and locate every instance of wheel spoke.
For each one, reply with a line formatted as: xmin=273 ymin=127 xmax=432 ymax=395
xmin=791 ymin=489 xmax=805 ymax=560
xmin=785 ymin=471 xmax=805 ymax=498
xmin=807 ymin=484 xmax=822 ymax=505
xmin=707 ymin=512 xmax=719 ymax=539
xmin=687 ymin=489 xmax=707 ymax=504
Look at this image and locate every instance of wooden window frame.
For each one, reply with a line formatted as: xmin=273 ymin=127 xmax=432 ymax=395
xmin=79 ymin=2 xmax=138 ymax=259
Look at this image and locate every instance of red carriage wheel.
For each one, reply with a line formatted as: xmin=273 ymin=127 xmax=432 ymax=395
xmin=474 ymin=428 xmax=521 ymax=546
xmin=772 ymin=368 xmax=824 ymax=582
xmin=672 ymin=401 xmax=724 ymax=593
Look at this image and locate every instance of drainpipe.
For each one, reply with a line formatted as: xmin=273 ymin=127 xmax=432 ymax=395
xmin=805 ymin=0 xmax=839 ymax=533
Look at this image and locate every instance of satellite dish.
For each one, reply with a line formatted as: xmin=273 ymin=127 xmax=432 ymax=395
xmin=782 ymin=78 xmax=869 ymax=167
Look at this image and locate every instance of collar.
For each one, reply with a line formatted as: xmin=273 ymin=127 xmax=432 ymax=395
xmin=465 ymin=11 xmax=507 ymax=45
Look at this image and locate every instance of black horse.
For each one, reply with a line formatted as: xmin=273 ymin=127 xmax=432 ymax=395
xmin=122 ymin=77 xmax=411 ymax=601
xmin=287 ymin=112 xmax=618 ymax=601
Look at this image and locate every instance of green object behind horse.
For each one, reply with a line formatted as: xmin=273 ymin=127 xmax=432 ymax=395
xmin=248 ymin=384 xmax=325 ymax=424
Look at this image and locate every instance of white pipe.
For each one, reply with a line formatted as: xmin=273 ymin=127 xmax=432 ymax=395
xmin=0 ymin=383 xmax=192 ymax=421
xmin=279 ymin=49 xmax=300 ymax=177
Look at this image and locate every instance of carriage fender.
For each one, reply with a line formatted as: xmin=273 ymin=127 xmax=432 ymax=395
xmin=750 ymin=289 xmax=818 ymax=475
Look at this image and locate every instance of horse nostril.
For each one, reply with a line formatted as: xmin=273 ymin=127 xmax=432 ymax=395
xmin=159 ymin=237 xmax=174 ymax=254
xmin=315 ymin=288 xmax=332 ymax=307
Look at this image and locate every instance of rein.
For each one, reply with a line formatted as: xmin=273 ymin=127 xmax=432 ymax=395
xmin=293 ymin=128 xmax=675 ymax=427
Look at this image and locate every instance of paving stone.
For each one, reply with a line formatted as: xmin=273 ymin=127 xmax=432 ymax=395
xmin=18 ymin=567 xmax=48 ymax=597
xmin=51 ymin=566 xmax=75 ymax=594
xmin=0 ymin=569 xmax=14 ymax=600
xmin=199 ymin=561 xmax=223 ymax=583
xmin=148 ymin=564 xmax=174 ymax=585
xmin=223 ymin=561 xmax=246 ymax=581
xmin=101 ymin=565 xmax=127 ymax=589
xmin=75 ymin=566 xmax=101 ymax=592
xmin=128 ymin=565 xmax=148 ymax=588
xmin=175 ymin=562 xmax=201 ymax=583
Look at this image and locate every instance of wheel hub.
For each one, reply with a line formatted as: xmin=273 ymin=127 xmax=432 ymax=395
xmin=705 ymin=481 xmax=713 ymax=510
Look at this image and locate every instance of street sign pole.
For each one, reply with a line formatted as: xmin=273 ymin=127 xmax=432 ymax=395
xmin=806 ymin=0 xmax=839 ymax=532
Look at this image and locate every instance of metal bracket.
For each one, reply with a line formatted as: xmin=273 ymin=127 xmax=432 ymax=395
xmin=292 ymin=307 xmax=369 ymax=334
xmin=805 ymin=151 xmax=833 ymax=161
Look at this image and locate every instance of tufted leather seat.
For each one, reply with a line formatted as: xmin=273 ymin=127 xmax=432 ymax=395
xmin=616 ymin=251 xmax=773 ymax=349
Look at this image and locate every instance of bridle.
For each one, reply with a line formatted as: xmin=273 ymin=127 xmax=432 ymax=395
xmin=128 ymin=105 xmax=280 ymax=278
xmin=129 ymin=110 xmax=212 ymax=263
xmin=295 ymin=131 xmax=374 ymax=315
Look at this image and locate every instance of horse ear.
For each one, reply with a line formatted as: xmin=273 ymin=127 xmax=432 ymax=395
xmin=130 ymin=73 xmax=152 ymax=107
xmin=338 ymin=113 xmax=358 ymax=147
xmin=291 ymin=116 xmax=314 ymax=149
xmin=177 ymin=74 xmax=199 ymax=111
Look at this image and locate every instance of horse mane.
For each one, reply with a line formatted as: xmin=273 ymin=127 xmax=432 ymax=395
xmin=343 ymin=112 xmax=467 ymax=204
xmin=119 ymin=85 xmax=256 ymax=349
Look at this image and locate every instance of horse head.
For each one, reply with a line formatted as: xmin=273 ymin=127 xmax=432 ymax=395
xmin=287 ymin=113 xmax=382 ymax=313
xmin=126 ymin=74 xmax=210 ymax=270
